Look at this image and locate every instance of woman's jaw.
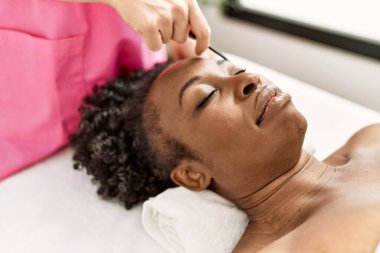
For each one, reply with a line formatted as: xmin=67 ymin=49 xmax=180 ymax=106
xmin=144 ymin=57 xmax=308 ymax=201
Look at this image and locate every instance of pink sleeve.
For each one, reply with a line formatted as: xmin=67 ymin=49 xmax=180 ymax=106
xmin=0 ymin=0 xmax=167 ymax=181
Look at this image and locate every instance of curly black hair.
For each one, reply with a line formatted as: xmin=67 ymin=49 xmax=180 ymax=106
xmin=70 ymin=63 xmax=198 ymax=209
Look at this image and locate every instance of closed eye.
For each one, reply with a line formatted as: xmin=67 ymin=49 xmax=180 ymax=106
xmin=196 ymin=89 xmax=218 ymax=111
xmin=234 ymin=69 xmax=246 ymax=75
xmin=195 ymin=69 xmax=246 ymax=111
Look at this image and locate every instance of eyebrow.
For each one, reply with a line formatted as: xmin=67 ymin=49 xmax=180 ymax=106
xmin=217 ymin=59 xmax=226 ymax=65
xmin=178 ymin=60 xmax=228 ymax=107
xmin=179 ymin=75 xmax=201 ymax=107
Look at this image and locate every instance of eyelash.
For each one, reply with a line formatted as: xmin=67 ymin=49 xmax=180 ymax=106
xmin=196 ymin=69 xmax=246 ymax=111
xmin=196 ymin=89 xmax=218 ymax=110
xmin=234 ymin=68 xmax=246 ymax=75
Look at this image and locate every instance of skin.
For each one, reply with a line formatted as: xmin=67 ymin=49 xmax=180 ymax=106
xmin=144 ymin=57 xmax=380 ymax=253
xmin=62 ymin=0 xmax=211 ymax=54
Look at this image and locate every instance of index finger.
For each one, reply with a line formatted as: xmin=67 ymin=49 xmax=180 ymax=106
xmin=188 ymin=0 xmax=211 ymax=55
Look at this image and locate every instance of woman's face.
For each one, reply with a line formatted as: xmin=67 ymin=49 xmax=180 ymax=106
xmin=145 ymin=57 xmax=307 ymax=197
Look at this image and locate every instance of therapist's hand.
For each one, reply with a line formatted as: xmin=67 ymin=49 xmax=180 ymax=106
xmin=169 ymin=39 xmax=214 ymax=61
xmin=61 ymin=0 xmax=210 ymax=54
xmin=109 ymin=0 xmax=210 ymax=54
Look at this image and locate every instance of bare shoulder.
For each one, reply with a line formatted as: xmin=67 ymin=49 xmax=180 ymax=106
xmin=324 ymin=123 xmax=380 ymax=165
xmin=344 ymin=123 xmax=380 ymax=149
xmin=257 ymin=205 xmax=380 ymax=253
xmin=296 ymin=205 xmax=380 ymax=253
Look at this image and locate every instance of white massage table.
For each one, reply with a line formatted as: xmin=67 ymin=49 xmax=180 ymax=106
xmin=1 ymin=54 xmax=379 ymax=253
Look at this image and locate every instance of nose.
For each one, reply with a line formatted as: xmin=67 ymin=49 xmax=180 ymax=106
xmin=234 ymin=74 xmax=260 ymax=100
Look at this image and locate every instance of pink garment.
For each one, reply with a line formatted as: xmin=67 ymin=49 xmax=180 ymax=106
xmin=0 ymin=0 xmax=167 ymax=180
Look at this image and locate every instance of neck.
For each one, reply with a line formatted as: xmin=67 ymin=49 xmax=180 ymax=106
xmin=232 ymin=150 xmax=336 ymax=235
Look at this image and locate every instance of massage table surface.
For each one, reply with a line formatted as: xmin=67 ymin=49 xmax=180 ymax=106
xmin=1 ymin=54 xmax=379 ymax=253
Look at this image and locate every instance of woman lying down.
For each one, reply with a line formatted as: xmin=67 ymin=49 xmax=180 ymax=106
xmin=70 ymin=57 xmax=380 ymax=253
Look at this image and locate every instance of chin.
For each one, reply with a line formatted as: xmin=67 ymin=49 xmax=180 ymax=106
xmin=288 ymin=103 xmax=307 ymax=135
xmin=291 ymin=109 xmax=307 ymax=137
xmin=287 ymin=106 xmax=308 ymax=154
xmin=269 ymin=101 xmax=307 ymax=135
xmin=271 ymin=102 xmax=307 ymax=153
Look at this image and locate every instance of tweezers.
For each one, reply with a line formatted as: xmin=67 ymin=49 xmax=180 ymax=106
xmin=189 ymin=31 xmax=229 ymax=61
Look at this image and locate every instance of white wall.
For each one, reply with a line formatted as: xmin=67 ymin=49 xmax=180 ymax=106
xmin=201 ymin=6 xmax=380 ymax=111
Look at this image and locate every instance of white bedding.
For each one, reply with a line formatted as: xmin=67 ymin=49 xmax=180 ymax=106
xmin=1 ymin=53 xmax=379 ymax=253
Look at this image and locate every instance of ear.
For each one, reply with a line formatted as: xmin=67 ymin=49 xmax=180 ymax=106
xmin=170 ymin=160 xmax=212 ymax=191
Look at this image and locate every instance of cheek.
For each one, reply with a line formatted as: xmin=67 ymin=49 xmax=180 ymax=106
xmin=198 ymin=105 xmax=247 ymax=148
xmin=196 ymin=107 xmax=263 ymax=169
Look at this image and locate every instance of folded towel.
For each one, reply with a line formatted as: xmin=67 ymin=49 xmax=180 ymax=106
xmin=142 ymin=187 xmax=249 ymax=253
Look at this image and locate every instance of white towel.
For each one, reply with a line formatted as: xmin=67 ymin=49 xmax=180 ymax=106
xmin=142 ymin=187 xmax=249 ymax=253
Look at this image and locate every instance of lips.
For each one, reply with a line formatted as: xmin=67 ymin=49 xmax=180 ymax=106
xmin=256 ymin=85 xmax=289 ymax=126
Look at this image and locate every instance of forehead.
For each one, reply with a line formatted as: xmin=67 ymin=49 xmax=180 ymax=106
xmin=149 ymin=57 xmax=231 ymax=100
xmin=159 ymin=58 xmax=226 ymax=88
xmin=144 ymin=57 xmax=232 ymax=134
